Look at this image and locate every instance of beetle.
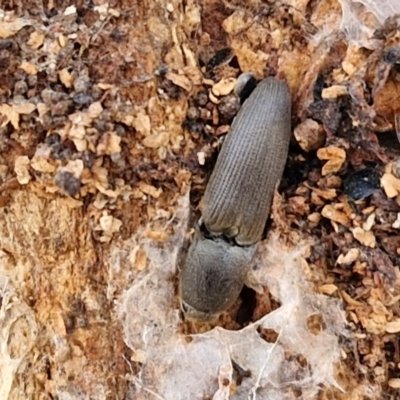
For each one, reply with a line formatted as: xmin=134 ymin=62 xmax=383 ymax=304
xmin=180 ymin=77 xmax=292 ymax=321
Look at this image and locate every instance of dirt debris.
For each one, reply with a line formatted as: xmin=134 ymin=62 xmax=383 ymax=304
xmin=0 ymin=0 xmax=400 ymax=399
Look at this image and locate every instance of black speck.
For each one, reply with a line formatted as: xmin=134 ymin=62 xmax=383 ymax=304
xmin=156 ymin=64 xmax=168 ymax=76
xmin=384 ymin=47 xmax=400 ymax=64
xmin=344 ymin=168 xmax=380 ymax=200
xmin=45 ymin=133 xmax=61 ymax=146
xmin=110 ymin=28 xmax=125 ymax=42
xmin=55 ymin=171 xmax=81 ymax=196
xmin=206 ymin=48 xmax=232 ymax=72
xmin=73 ymin=92 xmax=93 ymax=106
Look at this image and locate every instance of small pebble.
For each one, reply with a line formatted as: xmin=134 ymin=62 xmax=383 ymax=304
xmin=197 ymin=151 xmax=205 ymax=165
xmin=14 ymin=80 xmax=28 ymax=96
xmin=187 ymin=106 xmax=200 ymax=120
xmin=196 ymin=91 xmax=209 ymax=107
xmin=73 ymin=92 xmax=93 ymax=106
xmin=55 ymin=171 xmax=81 ymax=196
xmin=218 ymin=94 xmax=241 ymax=120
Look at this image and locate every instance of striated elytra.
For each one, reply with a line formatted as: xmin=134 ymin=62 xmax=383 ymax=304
xmin=180 ymin=77 xmax=292 ymax=321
